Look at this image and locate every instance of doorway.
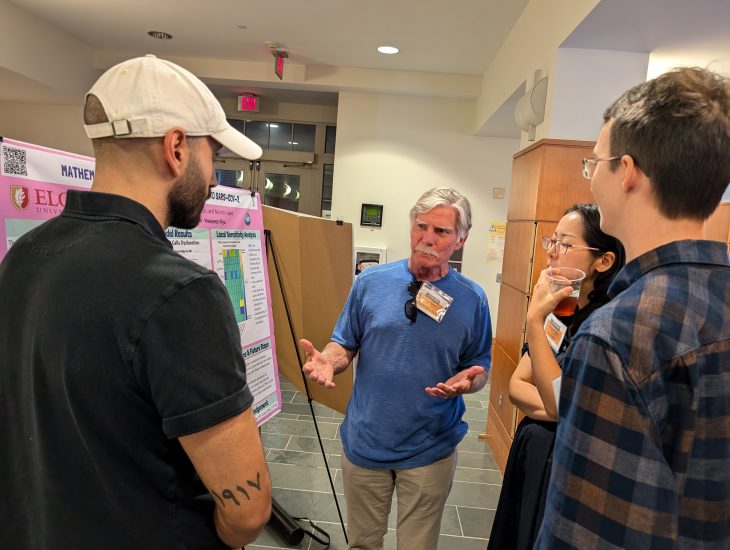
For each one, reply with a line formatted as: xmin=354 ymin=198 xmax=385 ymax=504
xmin=214 ymin=158 xmax=321 ymax=216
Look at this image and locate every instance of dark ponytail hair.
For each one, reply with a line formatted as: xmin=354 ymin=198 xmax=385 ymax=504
xmin=565 ymin=203 xmax=625 ymax=331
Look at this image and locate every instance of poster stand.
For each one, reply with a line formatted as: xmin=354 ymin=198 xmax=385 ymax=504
xmin=264 ymin=228 xmax=347 ymax=545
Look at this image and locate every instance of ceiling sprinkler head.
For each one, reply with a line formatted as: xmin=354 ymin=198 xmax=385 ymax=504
xmin=265 ymin=41 xmax=289 ymax=57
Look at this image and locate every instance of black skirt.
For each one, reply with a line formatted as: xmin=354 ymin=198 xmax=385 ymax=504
xmin=487 ymin=416 xmax=557 ymax=550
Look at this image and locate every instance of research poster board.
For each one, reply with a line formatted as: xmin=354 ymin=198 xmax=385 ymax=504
xmin=0 ymin=137 xmax=281 ymax=425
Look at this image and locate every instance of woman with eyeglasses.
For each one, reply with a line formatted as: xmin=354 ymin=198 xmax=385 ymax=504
xmin=488 ymin=203 xmax=625 ymax=550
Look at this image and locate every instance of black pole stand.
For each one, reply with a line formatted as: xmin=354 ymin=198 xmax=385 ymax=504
xmin=264 ymin=229 xmax=348 ymax=546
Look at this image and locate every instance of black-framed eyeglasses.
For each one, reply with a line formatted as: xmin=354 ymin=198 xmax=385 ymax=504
xmin=582 ymin=156 xmax=619 ymax=179
xmin=404 ymin=280 xmax=423 ymax=322
xmin=541 ymin=236 xmax=600 ymax=256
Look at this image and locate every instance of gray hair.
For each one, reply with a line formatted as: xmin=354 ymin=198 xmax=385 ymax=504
xmin=409 ymin=187 xmax=472 ymax=239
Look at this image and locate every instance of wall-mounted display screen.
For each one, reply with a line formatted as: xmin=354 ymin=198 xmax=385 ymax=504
xmin=360 ymin=203 xmax=383 ymax=227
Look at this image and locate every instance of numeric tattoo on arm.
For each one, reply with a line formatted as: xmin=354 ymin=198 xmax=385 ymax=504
xmin=211 ymin=471 xmax=264 ymax=507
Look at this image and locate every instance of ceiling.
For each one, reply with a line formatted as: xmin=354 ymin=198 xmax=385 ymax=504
xmin=4 ymin=0 xmax=534 ymax=117
xmin=2 ymin=0 xmax=729 ymax=139
xmin=8 ymin=0 xmax=530 ymax=75
xmin=562 ymin=0 xmax=730 ymax=78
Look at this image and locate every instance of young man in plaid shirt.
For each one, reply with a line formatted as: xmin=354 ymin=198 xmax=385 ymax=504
xmin=534 ymin=67 xmax=730 ymax=548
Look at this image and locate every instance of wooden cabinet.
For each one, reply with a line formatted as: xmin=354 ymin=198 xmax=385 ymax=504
xmin=486 ymin=139 xmax=595 ymax=473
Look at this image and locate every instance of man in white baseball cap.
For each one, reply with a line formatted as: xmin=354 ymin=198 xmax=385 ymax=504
xmin=84 ymin=54 xmax=262 ymax=161
xmin=0 ymin=55 xmax=271 ymax=549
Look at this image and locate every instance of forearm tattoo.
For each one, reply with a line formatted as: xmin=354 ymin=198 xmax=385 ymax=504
xmin=211 ymin=471 xmax=263 ymax=507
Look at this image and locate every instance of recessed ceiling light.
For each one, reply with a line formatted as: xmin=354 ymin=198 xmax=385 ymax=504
xmin=377 ymin=45 xmax=399 ymax=55
xmin=147 ymin=31 xmax=172 ymax=40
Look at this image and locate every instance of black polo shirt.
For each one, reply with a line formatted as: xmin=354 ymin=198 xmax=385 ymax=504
xmin=0 ymin=190 xmax=253 ymax=549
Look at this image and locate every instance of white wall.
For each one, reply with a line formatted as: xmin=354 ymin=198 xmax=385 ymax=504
xmin=475 ymin=0 xmax=600 ymax=136
xmin=0 ymin=101 xmax=92 ymax=156
xmin=332 ymin=91 xmax=519 ymax=321
xmin=548 ymin=48 xmax=649 ymax=140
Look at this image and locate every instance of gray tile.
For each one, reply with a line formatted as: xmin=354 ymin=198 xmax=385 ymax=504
xmin=269 ymin=462 xmax=337 ymax=492
xmin=446 ymin=480 xmax=501 ymax=508
xmin=457 ymin=435 xmax=493 ymax=454
xmin=271 ymin=487 xmax=348 ymax=524
xmin=330 ymin=468 xmax=344 ymax=494
xmin=437 ymin=534 xmax=488 ymax=549
xmin=262 ymin=432 xmax=291 ymax=450
xmin=325 ymin=453 xmax=343 ymax=471
xmin=291 ymin=392 xmax=310 ymax=405
xmin=457 ymin=450 xmax=499 ymax=470
xmin=309 ymin=520 xmax=349 ymax=550
xmin=314 ymin=421 xmax=341 ymax=439
xmin=463 ymin=396 xmax=485 ymax=409
xmin=280 ymin=389 xmax=297 ymax=404
xmin=276 ymin=412 xmax=302 ymax=420
xmin=439 ymin=504 xmax=462 ymax=536
xmin=282 ymin=401 xmax=335 ymax=418
xmin=268 ymin=449 xmax=331 ymax=468
xmin=279 ymin=379 xmax=299 ymax=392
xmin=286 ymin=435 xmax=343 ymax=455
xmin=386 ymin=496 xmax=398 ymax=529
xmin=462 ymin=408 xmax=488 ymax=422
xmin=382 ymin=527 xmax=398 ymax=550
xmin=453 ymin=466 xmax=502 ymax=485
xmin=251 ymin=523 xmax=309 ymax=549
xmin=261 ymin=417 xmax=339 ymax=439
xmin=458 ymin=505 xmax=495 ymax=539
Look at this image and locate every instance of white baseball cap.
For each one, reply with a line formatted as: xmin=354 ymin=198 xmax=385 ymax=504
xmin=84 ymin=54 xmax=262 ymax=160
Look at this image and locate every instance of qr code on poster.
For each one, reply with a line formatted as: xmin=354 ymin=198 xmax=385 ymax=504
xmin=2 ymin=145 xmax=28 ymax=176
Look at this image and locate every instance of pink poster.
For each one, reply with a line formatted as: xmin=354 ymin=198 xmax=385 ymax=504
xmin=0 ymin=137 xmax=281 ymax=425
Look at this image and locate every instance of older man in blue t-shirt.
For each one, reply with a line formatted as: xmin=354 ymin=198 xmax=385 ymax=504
xmin=300 ymin=187 xmax=491 ymax=550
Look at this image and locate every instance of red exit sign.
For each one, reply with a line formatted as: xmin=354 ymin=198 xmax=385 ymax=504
xmin=237 ymin=95 xmax=260 ymax=112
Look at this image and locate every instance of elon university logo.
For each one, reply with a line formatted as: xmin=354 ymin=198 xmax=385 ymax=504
xmin=10 ymin=185 xmax=29 ymax=211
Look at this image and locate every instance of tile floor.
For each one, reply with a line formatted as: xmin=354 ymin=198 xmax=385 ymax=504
xmin=249 ymin=375 xmax=501 ymax=549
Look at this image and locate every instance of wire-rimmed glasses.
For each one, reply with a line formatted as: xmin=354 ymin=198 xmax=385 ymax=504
xmin=582 ymin=156 xmax=619 ymax=179
xmin=541 ymin=236 xmax=600 ymax=256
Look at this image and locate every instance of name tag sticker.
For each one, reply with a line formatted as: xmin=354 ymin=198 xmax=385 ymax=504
xmin=415 ymin=281 xmax=453 ymax=323
xmin=544 ymin=313 xmax=568 ymax=353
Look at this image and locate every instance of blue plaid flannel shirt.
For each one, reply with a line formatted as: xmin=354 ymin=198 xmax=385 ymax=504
xmin=535 ymin=240 xmax=730 ymax=549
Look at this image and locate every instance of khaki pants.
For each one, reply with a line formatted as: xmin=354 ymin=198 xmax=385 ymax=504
xmin=341 ymin=451 xmax=458 ymax=550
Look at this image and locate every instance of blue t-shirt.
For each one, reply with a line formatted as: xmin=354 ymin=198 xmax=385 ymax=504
xmin=332 ymin=259 xmax=492 ymax=469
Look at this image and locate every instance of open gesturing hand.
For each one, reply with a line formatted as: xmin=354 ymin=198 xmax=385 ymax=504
xmin=425 ymin=366 xmax=485 ymax=398
xmin=299 ymin=339 xmax=336 ymax=389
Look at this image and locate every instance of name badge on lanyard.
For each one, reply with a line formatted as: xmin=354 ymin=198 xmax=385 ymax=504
xmin=543 ymin=312 xmax=568 ymax=353
xmin=415 ymin=281 xmax=454 ymax=323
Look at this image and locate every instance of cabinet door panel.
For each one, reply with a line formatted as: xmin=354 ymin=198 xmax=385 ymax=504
xmin=501 ymin=221 xmax=536 ymax=293
xmin=487 ymin=344 xmax=518 ymax=437
xmin=535 ymin=144 xmax=595 ymax=221
xmin=485 ymin=403 xmax=512 ymax=474
xmin=495 ymin=283 xmax=528 ymax=364
xmin=507 ymin=146 xmax=543 ymax=220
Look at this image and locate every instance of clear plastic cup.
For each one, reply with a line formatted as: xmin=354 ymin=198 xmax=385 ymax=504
xmin=545 ymin=267 xmax=586 ymax=317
